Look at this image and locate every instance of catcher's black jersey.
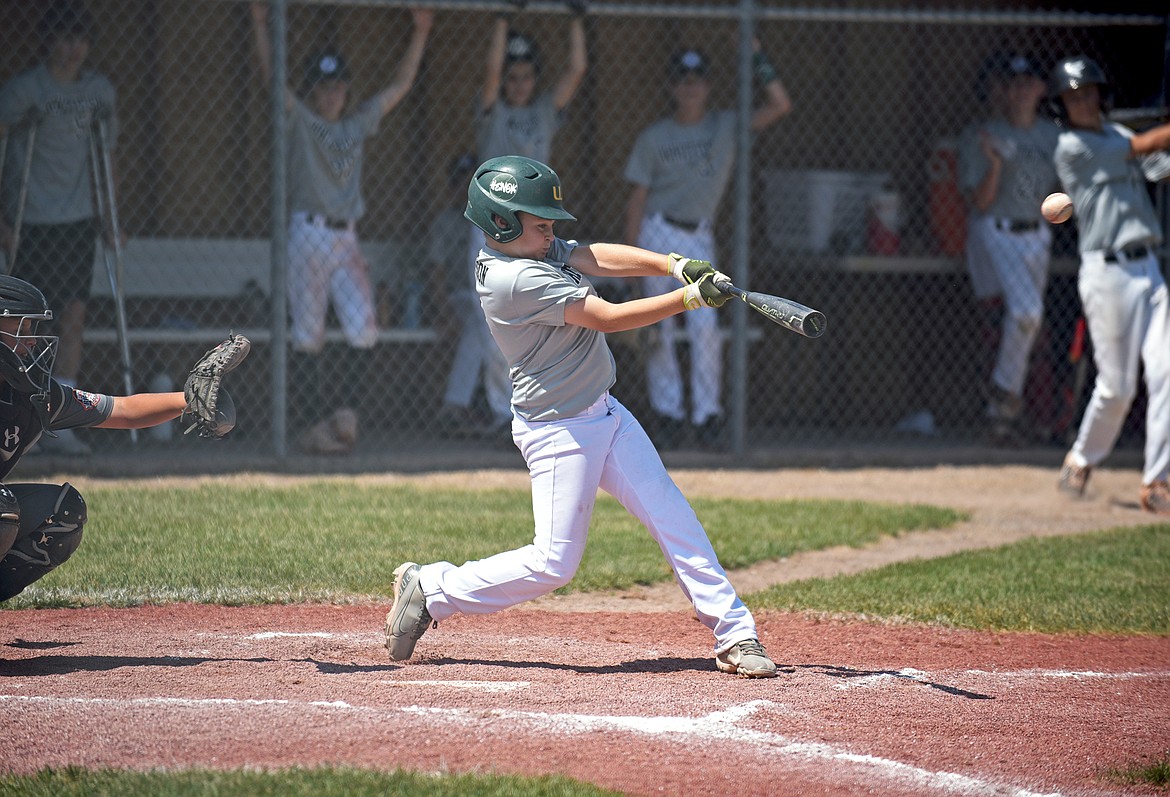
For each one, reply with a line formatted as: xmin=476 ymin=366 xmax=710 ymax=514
xmin=0 ymin=379 xmax=114 ymax=479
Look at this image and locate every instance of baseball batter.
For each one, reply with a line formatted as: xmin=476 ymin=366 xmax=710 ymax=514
xmin=386 ymin=156 xmax=780 ymax=678
xmin=1051 ymin=56 xmax=1170 ymax=514
xmin=250 ymin=3 xmax=432 ymax=452
xmin=623 ymin=45 xmax=791 ymax=448
xmin=444 ymin=7 xmax=588 ymax=435
xmin=0 ymin=1 xmax=118 ymax=456
xmin=958 ymin=53 xmax=1060 ymax=444
xmin=0 ymin=275 xmax=217 ymax=601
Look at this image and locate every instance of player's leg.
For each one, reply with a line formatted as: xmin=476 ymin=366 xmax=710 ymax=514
xmin=597 ymin=396 xmax=760 ymax=653
xmin=13 ymin=220 xmax=96 ymax=455
xmin=331 ymin=232 xmax=378 ymax=350
xmin=637 ymin=216 xmax=686 ymax=441
xmin=1067 ymin=256 xmax=1146 ymax=469
xmin=417 ymin=396 xmax=613 ymax=619
xmin=990 ymin=228 xmax=1050 ymax=393
xmin=0 ymin=483 xmax=87 ymax=602
xmin=681 ymin=225 xmax=723 ymax=438
xmin=287 ymin=216 xmax=332 ymax=442
xmin=1138 ymin=258 xmax=1170 ymax=491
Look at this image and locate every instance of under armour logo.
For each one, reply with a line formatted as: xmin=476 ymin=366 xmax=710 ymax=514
xmin=3 ymin=426 xmax=19 ymax=449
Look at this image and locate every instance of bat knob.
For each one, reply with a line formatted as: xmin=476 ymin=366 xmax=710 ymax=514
xmin=802 ymin=311 xmax=827 ymax=338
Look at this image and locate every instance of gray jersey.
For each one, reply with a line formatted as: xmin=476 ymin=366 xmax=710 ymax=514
xmin=476 ymin=91 xmax=563 ymax=163
xmin=623 ymin=110 xmax=737 ymax=222
xmin=476 ymin=237 xmax=616 ymax=422
xmin=958 ymin=117 xmax=1060 ymax=220
xmin=287 ymin=96 xmax=382 ymax=220
xmin=1055 ymin=122 xmax=1163 ymax=254
xmin=0 ymin=64 xmax=117 ymax=225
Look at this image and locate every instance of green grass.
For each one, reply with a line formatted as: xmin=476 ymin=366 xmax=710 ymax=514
xmin=1106 ymin=752 xmax=1170 ymax=789
xmin=3 ymin=481 xmax=962 ymax=608
xmin=0 ymin=767 xmax=622 ymax=797
xmin=749 ymin=525 xmax=1170 ymax=634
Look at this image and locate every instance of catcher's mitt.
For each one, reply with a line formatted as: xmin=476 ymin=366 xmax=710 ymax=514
xmin=182 ymin=333 xmax=251 ymax=438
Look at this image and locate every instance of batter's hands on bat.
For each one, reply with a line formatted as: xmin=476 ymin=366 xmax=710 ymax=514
xmin=667 ymin=252 xmax=715 ymax=284
xmin=682 ymin=273 xmax=730 ymax=310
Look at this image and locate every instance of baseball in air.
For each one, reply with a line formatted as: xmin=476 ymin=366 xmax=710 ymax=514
xmin=1042 ymin=192 xmax=1073 ymax=224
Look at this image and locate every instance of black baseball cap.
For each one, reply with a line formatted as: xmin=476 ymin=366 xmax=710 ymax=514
xmin=669 ymin=49 xmax=709 ymax=81
xmin=1002 ymin=53 xmax=1045 ymax=80
xmin=305 ymin=51 xmax=350 ymax=86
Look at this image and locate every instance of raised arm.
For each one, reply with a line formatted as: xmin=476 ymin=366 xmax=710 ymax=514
xmin=748 ymin=40 xmax=793 ymax=133
xmin=250 ymin=2 xmax=295 ymax=113
xmin=480 ymin=15 xmax=509 ymax=112
xmin=375 ymin=8 xmax=434 ymax=117
xmin=551 ymin=12 xmax=587 ymax=111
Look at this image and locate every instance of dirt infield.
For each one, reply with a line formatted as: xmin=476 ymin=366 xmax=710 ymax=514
xmin=2 ymin=464 xmax=1169 ymax=796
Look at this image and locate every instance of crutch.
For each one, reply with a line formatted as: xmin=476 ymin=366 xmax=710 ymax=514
xmin=4 ymin=108 xmax=40 ymax=276
xmin=88 ymin=106 xmax=137 ymax=443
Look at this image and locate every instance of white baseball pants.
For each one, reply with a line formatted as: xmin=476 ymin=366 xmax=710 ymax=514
xmin=970 ymin=216 xmax=1052 ymax=397
xmin=288 ymin=212 xmax=377 ymax=353
xmin=638 ymin=214 xmax=723 ymax=424
xmin=418 ymin=393 xmax=759 ymax=654
xmin=1068 ymin=250 xmax=1170 ymax=486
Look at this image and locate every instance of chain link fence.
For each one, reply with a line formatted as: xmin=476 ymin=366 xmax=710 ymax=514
xmin=1 ymin=1 xmax=1166 ymax=460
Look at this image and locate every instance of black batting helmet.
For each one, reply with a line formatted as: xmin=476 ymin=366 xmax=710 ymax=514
xmin=1049 ymin=56 xmax=1112 ymax=120
xmin=0 ymin=275 xmax=57 ymax=398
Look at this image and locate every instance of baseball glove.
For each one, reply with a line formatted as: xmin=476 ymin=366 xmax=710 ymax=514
xmin=181 ymin=333 xmax=251 ymax=439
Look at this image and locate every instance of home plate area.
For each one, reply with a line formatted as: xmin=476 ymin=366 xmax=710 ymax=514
xmin=1 ymin=604 xmax=1168 ymax=797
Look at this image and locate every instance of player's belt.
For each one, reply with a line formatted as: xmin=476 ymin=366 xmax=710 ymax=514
xmin=662 ymin=215 xmax=702 ymax=233
xmin=994 ymin=218 xmax=1040 ymax=234
xmin=1104 ymin=243 xmax=1151 ymax=263
xmin=306 ymin=214 xmax=353 ymax=231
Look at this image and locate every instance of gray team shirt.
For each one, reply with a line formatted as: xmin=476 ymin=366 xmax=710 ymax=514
xmin=476 ymin=91 xmax=563 ymax=163
xmin=1055 ymin=122 xmax=1164 ymax=254
xmin=0 ymin=65 xmax=117 ymax=225
xmin=287 ymin=96 xmax=383 ymax=220
xmin=958 ymin=117 xmax=1060 ymax=220
xmin=624 ymin=110 xmax=737 ymax=222
xmin=476 ymin=237 xmax=616 ymax=422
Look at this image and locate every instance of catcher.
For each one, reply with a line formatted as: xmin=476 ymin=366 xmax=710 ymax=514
xmin=0 ymin=274 xmax=249 ymax=601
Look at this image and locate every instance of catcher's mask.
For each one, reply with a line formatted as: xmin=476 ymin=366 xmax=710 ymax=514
xmin=465 ymin=155 xmax=576 ymax=244
xmin=1048 ymin=56 xmax=1112 ymax=122
xmin=0 ymin=275 xmax=58 ymax=401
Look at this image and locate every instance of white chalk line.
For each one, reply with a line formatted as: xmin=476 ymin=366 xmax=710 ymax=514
xmin=833 ymin=666 xmax=1168 ymax=691
xmin=379 ymin=680 xmax=530 ymax=693
xmin=0 ymin=693 xmax=1062 ymax=797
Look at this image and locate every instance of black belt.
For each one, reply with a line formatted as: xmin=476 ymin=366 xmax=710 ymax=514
xmin=662 ymin=215 xmax=702 ymax=233
xmin=307 ymin=214 xmax=352 ymax=231
xmin=1104 ymin=243 xmax=1151 ymax=263
xmin=995 ymin=218 xmax=1040 ymax=234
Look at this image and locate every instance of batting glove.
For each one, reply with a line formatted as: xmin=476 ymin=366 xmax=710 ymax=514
xmin=682 ymin=273 xmax=730 ymax=310
xmin=667 ymin=252 xmax=716 ymax=285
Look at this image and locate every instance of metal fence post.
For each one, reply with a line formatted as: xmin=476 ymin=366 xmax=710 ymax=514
xmin=270 ymin=0 xmax=289 ymax=458
xmin=730 ymin=0 xmax=755 ymax=456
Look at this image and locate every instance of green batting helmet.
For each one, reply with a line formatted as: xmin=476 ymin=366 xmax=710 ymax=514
xmin=465 ymin=156 xmax=576 ymax=244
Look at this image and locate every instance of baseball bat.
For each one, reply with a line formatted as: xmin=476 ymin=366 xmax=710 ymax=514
xmin=713 ymin=277 xmax=826 ymax=338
